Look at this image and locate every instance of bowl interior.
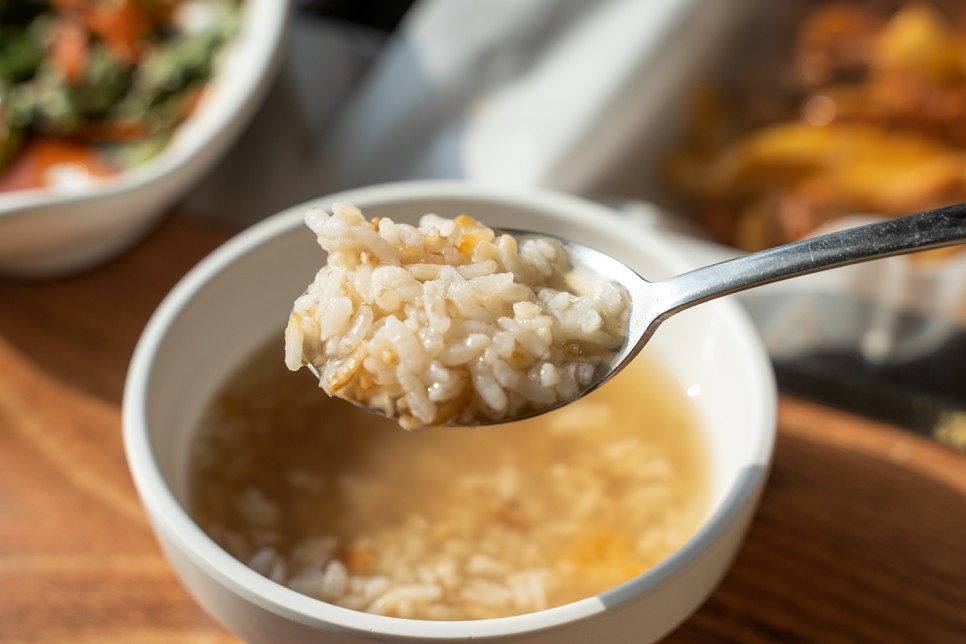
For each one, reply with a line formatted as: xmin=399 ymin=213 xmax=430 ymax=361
xmin=130 ymin=184 xmax=775 ymax=635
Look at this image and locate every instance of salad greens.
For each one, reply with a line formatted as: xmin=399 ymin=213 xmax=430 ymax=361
xmin=0 ymin=0 xmax=239 ymax=180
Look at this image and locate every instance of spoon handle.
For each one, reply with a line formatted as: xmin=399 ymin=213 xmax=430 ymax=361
xmin=654 ymin=202 xmax=966 ymax=320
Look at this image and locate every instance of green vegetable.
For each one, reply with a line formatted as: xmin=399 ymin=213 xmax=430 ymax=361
xmin=7 ymin=66 xmax=79 ymax=136
xmin=68 ymin=45 xmax=134 ymax=119
xmin=104 ymin=131 xmax=171 ymax=169
xmin=0 ymin=0 xmax=241 ymax=178
xmin=0 ymin=103 xmax=26 ymax=173
xmin=0 ymin=26 xmax=43 ymax=84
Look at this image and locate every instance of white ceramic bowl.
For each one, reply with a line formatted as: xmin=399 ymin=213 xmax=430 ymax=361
xmin=0 ymin=0 xmax=290 ymax=277
xmin=124 ymin=181 xmax=776 ymax=643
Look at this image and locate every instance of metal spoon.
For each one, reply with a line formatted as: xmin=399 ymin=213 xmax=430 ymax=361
xmin=311 ymin=202 xmax=966 ymax=426
xmin=564 ymin=202 xmax=966 ymax=407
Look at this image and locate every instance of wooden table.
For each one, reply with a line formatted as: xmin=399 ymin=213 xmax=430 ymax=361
xmin=1 ymin=216 xmax=964 ymax=643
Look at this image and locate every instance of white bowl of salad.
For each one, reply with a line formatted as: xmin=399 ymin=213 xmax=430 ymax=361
xmin=0 ymin=0 xmax=290 ymax=276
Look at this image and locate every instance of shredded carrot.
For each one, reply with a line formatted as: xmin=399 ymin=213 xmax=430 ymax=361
xmin=48 ymin=16 xmax=89 ymax=83
xmin=85 ymin=0 xmax=153 ymax=63
xmin=0 ymin=137 xmax=119 ymax=194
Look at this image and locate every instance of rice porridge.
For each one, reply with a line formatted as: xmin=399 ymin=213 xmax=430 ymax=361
xmin=189 ymin=341 xmax=708 ymax=621
xmin=285 ymin=204 xmax=630 ymax=428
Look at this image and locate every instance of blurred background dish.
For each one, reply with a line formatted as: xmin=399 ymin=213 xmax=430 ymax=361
xmin=663 ymin=1 xmax=966 ymax=253
xmin=628 ymin=0 xmax=966 ymax=441
xmin=0 ymin=0 xmax=290 ymax=276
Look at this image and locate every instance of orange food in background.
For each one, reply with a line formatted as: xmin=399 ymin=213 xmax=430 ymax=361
xmin=0 ymin=137 xmax=119 ymax=194
xmin=667 ymin=2 xmax=966 ymax=255
xmin=47 ymin=15 xmax=89 ymax=83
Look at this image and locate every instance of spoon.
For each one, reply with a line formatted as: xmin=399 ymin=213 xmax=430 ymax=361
xmin=310 ymin=202 xmax=966 ymax=426
xmin=552 ymin=202 xmax=966 ymax=408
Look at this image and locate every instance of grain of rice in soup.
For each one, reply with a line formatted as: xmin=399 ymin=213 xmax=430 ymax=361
xmin=190 ymin=341 xmax=709 ymax=621
xmin=285 ymin=203 xmax=631 ymax=428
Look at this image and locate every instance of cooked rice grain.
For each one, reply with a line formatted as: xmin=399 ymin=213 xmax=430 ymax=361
xmin=285 ymin=204 xmax=629 ymax=428
xmin=190 ymin=343 xmax=709 ymax=621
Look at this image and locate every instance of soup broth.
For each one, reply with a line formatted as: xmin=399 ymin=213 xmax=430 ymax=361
xmin=189 ymin=340 xmax=708 ymax=621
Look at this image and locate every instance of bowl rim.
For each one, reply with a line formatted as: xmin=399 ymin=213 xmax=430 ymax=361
xmin=123 ymin=180 xmax=776 ymax=640
xmin=0 ymin=0 xmax=291 ymax=220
